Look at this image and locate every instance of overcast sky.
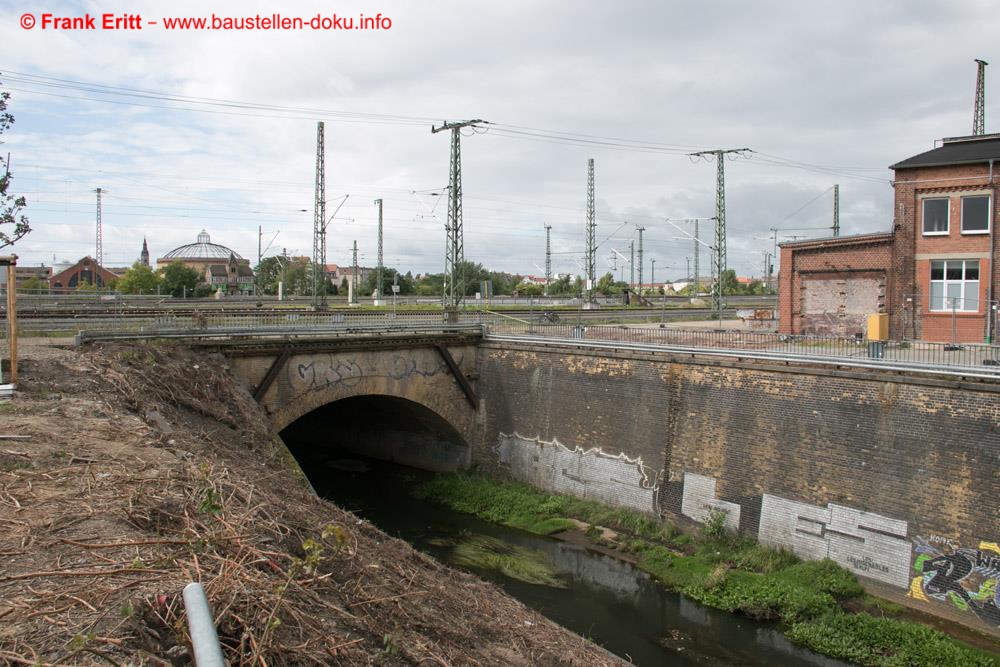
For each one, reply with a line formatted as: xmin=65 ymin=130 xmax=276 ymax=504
xmin=1 ymin=0 xmax=998 ymax=280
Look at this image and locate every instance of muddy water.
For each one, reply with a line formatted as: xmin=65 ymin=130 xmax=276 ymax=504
xmin=303 ymin=458 xmax=848 ymax=667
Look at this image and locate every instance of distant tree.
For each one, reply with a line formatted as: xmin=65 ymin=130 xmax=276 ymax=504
xmin=414 ymin=272 xmax=444 ymax=296
xmin=362 ymin=267 xmax=413 ymax=296
xmin=255 ymin=256 xmax=285 ymax=295
xmin=160 ymin=261 xmax=200 ymax=297
xmin=116 ymin=262 xmax=161 ymax=294
xmin=595 ymin=272 xmax=629 ymax=296
xmin=193 ymin=283 xmax=215 ymax=298
xmin=18 ymin=276 xmax=46 ymax=293
xmin=0 ymin=78 xmax=28 ymax=250
xmin=283 ymin=258 xmax=312 ymax=296
xmin=547 ymin=274 xmax=573 ymax=295
xmin=519 ymin=282 xmax=544 ymax=297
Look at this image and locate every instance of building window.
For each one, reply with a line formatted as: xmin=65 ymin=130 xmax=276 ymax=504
xmin=961 ymin=195 xmax=990 ymax=234
xmin=929 ymin=259 xmax=979 ymax=312
xmin=922 ymin=198 xmax=949 ymax=235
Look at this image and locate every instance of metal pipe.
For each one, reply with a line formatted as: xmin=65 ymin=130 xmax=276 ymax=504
xmin=183 ymin=582 xmax=225 ymax=667
xmin=988 ymin=159 xmax=996 ymax=343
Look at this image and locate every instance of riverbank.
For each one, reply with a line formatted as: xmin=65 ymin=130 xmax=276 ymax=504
xmin=415 ymin=473 xmax=1000 ymax=667
xmin=0 ymin=344 xmax=620 ymax=665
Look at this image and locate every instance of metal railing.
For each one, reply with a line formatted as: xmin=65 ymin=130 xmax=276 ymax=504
xmin=11 ymin=309 xmax=504 ymax=338
xmin=483 ymin=321 xmax=1000 ymax=378
xmin=11 ymin=305 xmax=1000 ymax=379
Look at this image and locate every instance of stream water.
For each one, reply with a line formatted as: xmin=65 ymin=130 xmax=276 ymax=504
xmin=298 ymin=456 xmax=848 ymax=666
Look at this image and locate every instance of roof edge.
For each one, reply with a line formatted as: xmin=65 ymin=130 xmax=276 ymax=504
xmin=779 ymin=231 xmax=893 ymax=250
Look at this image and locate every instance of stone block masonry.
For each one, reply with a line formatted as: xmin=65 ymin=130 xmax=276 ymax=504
xmin=476 ymin=341 xmax=1000 ymax=635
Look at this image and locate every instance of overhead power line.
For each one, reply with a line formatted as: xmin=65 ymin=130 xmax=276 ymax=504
xmin=2 ymin=69 xmax=890 ymax=182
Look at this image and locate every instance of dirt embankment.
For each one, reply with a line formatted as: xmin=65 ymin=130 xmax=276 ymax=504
xmin=0 ymin=343 xmax=621 ymax=666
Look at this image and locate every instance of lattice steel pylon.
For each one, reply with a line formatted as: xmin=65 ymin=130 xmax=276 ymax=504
xmin=629 ymin=240 xmax=635 ymax=290
xmin=351 ymin=240 xmax=359 ymax=305
xmin=375 ymin=198 xmax=384 ymax=301
xmin=544 ymin=224 xmax=552 ymax=297
xmin=585 ymin=158 xmax=596 ymax=302
xmin=688 ymin=148 xmax=750 ymax=313
xmin=312 ymin=121 xmax=327 ymax=308
xmin=974 ymin=59 xmax=988 ymax=136
xmin=431 ymin=119 xmax=485 ymax=307
xmin=833 ymin=183 xmax=840 ymax=237
xmin=636 ymin=226 xmax=645 ymax=294
xmin=94 ymin=187 xmax=103 ymax=267
xmin=693 ymin=219 xmax=700 ymax=290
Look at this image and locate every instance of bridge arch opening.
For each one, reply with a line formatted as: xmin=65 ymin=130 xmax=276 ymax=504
xmin=279 ymin=395 xmax=470 ymax=479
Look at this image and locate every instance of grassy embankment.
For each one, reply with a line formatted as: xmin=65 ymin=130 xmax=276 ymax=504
xmin=415 ymin=473 xmax=999 ymax=667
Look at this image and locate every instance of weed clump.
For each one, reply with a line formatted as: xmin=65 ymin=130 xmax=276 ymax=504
xmin=787 ymin=612 xmax=997 ymax=666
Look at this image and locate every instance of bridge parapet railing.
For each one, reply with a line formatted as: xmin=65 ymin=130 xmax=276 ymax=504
xmin=483 ymin=321 xmax=1000 ymax=377
xmin=18 ymin=308 xmax=507 ymax=337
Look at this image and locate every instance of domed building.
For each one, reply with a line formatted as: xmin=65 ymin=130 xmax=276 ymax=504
xmin=156 ymin=230 xmax=254 ymax=295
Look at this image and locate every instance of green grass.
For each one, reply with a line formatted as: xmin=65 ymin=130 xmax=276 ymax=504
xmin=414 ymin=473 xmax=678 ymax=542
xmin=787 ymin=612 xmax=997 ymax=666
xmin=415 ymin=472 xmax=999 ymax=667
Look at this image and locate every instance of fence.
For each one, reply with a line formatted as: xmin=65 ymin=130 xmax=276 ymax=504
xmin=8 ymin=304 xmax=1000 ymax=378
xmin=483 ymin=321 xmax=1000 ymax=377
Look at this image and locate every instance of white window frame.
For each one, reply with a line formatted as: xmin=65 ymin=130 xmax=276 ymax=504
xmin=921 ymin=197 xmax=950 ymax=236
xmin=960 ymin=194 xmax=991 ymax=235
xmin=929 ymin=259 xmax=980 ymax=312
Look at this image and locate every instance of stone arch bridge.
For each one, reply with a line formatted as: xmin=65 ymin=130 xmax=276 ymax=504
xmin=220 ymin=328 xmax=483 ymax=470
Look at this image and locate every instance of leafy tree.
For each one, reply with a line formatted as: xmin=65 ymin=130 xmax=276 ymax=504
xmin=283 ymin=257 xmax=312 ymax=296
xmin=487 ymin=271 xmax=523 ymax=296
xmin=595 ymin=272 xmax=628 ymax=295
xmin=193 ymin=283 xmax=215 ymax=298
xmin=255 ymin=256 xmax=325 ymax=296
xmin=117 ymin=262 xmax=161 ymax=294
xmin=160 ymin=261 xmax=200 ymax=297
xmin=518 ymin=282 xmax=544 ymax=297
xmin=362 ymin=267 xmax=413 ymax=296
xmin=0 ymin=79 xmax=28 ymax=250
xmin=18 ymin=276 xmax=46 ymax=293
xmin=720 ymin=269 xmax=741 ymax=296
xmin=414 ymin=272 xmax=444 ymax=295
xmin=75 ymin=279 xmax=99 ymax=293
xmin=547 ymin=274 xmax=574 ymax=295
xmin=255 ymin=256 xmax=285 ymax=295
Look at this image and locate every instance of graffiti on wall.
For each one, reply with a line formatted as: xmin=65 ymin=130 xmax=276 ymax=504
xmin=756 ymin=494 xmax=911 ymax=589
xmin=292 ymin=350 xmax=458 ymax=393
xmin=490 ymin=434 xmax=1000 ymax=602
xmin=680 ymin=473 xmax=741 ymax=532
xmin=495 ymin=432 xmax=660 ymax=513
xmin=910 ymin=537 xmax=1000 ymax=627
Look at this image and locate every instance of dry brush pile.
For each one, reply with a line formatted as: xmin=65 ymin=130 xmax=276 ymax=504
xmin=0 ymin=343 xmax=619 ymax=666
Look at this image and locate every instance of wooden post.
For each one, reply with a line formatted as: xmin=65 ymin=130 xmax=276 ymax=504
xmin=2 ymin=256 xmax=16 ymax=386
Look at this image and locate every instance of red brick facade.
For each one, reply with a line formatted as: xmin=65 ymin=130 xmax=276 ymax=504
xmin=890 ymin=163 xmax=997 ymax=342
xmin=778 ymin=233 xmax=894 ymax=336
xmin=780 ymin=137 xmax=1000 ymax=343
xmin=48 ymin=256 xmax=119 ymax=293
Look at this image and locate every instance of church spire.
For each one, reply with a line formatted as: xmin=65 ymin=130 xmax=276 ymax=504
xmin=140 ymin=237 xmax=150 ymax=268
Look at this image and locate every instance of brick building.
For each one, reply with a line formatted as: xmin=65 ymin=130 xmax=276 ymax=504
xmin=48 ymin=256 xmax=118 ymax=293
xmin=780 ymin=133 xmax=1000 ymax=342
xmin=778 ymin=232 xmax=894 ymax=336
